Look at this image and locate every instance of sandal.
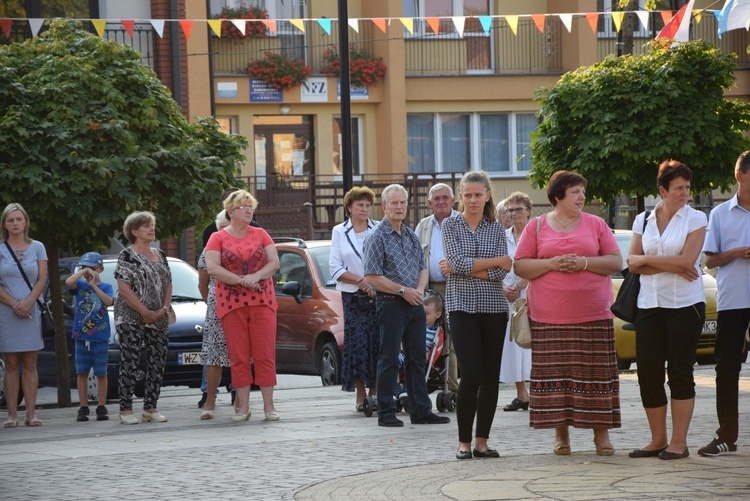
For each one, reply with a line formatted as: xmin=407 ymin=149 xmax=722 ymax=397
xmin=356 ymin=403 xmax=364 ymax=412
xmin=24 ymin=416 xmax=42 ymax=427
xmin=3 ymin=417 xmax=18 ymax=428
xmin=553 ymin=442 xmax=571 ymax=455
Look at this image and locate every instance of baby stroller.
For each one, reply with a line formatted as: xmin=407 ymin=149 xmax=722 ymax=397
xmin=361 ymin=289 xmax=456 ymax=417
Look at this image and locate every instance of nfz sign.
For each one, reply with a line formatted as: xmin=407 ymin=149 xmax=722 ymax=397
xmin=301 ymin=78 xmax=328 ymax=102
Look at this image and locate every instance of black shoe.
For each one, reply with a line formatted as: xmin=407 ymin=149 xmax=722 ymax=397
xmin=628 ymin=447 xmax=666 ymax=458
xmin=503 ymin=398 xmax=529 ymax=412
xmin=76 ymin=406 xmax=90 ymax=422
xmin=698 ymin=438 xmax=737 ymax=457
xmin=411 ymin=412 xmax=451 ymax=424
xmin=472 ymin=448 xmax=500 ymax=458
xmin=378 ymin=415 xmax=404 ymax=427
xmin=197 ymin=391 xmax=208 ymax=409
xmin=658 ymin=448 xmax=689 ymax=460
xmin=456 ymin=449 xmax=472 ymax=460
xmin=96 ymin=405 xmax=109 ymax=421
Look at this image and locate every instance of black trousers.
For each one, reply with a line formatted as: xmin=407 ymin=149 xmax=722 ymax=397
xmin=449 ymin=311 xmax=507 ymax=443
xmin=634 ymin=303 xmax=704 ymax=408
xmin=713 ymin=308 xmax=750 ymax=444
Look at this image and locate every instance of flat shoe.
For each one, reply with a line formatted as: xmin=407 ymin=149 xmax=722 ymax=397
xmin=553 ymin=443 xmax=571 ymax=455
xmin=232 ymin=409 xmax=251 ymax=422
xmin=3 ymin=417 xmax=18 ymax=428
xmin=24 ymin=416 xmax=42 ymax=427
xmin=595 ymin=444 xmax=616 ymax=456
xmin=659 ymin=448 xmax=689 ymax=460
xmin=629 ymin=447 xmax=666 ymax=458
xmin=200 ymin=409 xmax=214 ymax=420
xmin=456 ymin=449 xmax=472 ymax=460
xmin=472 ymin=448 xmax=500 ymax=458
xmin=503 ymin=398 xmax=529 ymax=412
xmin=141 ymin=410 xmax=168 ymax=423
xmin=264 ymin=411 xmax=280 ymax=421
xmin=119 ymin=414 xmax=140 ymax=425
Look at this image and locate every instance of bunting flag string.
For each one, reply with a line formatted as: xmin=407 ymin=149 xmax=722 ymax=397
xmin=0 ymin=10 xmax=737 ymax=42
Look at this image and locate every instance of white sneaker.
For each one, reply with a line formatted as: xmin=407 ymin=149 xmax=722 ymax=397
xmin=141 ymin=410 xmax=168 ymax=423
xmin=119 ymin=414 xmax=140 ymax=425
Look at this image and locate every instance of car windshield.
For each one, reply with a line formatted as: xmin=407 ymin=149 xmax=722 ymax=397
xmin=308 ymin=245 xmax=337 ymax=288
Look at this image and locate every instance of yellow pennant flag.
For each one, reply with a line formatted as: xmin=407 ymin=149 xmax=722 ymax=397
xmin=694 ymin=11 xmax=702 ymax=24
xmin=91 ymin=19 xmax=106 ymax=37
xmin=207 ymin=19 xmax=222 ymax=37
xmin=290 ymin=19 xmax=305 ymax=32
xmin=400 ymin=17 xmax=414 ymax=34
xmin=612 ymin=11 xmax=625 ymax=32
xmin=505 ymin=15 xmax=518 ymax=36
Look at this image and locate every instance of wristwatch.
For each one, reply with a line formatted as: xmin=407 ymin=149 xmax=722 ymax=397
xmin=398 ymin=287 xmax=405 ymax=296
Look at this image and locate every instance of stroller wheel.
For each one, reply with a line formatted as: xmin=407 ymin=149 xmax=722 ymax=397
xmin=443 ymin=392 xmax=457 ymax=412
xmin=362 ymin=396 xmax=375 ymax=417
xmin=436 ymin=393 xmax=446 ymax=412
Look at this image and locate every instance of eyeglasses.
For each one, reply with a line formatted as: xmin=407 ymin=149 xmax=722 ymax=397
xmin=506 ymin=208 xmax=527 ymax=214
xmin=236 ymin=205 xmax=255 ymax=211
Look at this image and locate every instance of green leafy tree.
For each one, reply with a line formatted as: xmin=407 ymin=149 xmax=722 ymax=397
xmin=530 ymin=39 xmax=750 ymax=211
xmin=0 ymin=21 xmax=247 ymax=405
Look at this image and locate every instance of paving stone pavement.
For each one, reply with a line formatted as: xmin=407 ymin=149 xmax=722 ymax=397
xmin=1 ymin=366 xmax=749 ymax=500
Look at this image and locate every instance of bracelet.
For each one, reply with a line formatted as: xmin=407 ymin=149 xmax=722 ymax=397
xmin=582 ymin=256 xmax=588 ymax=271
xmin=162 ymin=306 xmax=169 ymax=311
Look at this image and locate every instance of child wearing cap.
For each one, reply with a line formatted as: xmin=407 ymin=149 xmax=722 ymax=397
xmin=64 ymin=252 xmax=114 ymax=422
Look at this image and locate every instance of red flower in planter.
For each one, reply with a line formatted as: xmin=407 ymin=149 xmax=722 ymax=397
xmin=247 ymin=52 xmax=312 ymax=90
xmin=215 ymin=5 xmax=269 ymax=41
xmin=321 ymin=44 xmax=387 ymax=88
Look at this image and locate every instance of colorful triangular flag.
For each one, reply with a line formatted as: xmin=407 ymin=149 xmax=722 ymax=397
xmin=657 ymin=0 xmax=695 ymax=42
xmin=318 ymin=18 xmax=331 ymax=36
xmin=207 ymin=19 xmax=221 ymax=37
xmin=478 ymin=16 xmax=492 ymax=34
xmin=635 ymin=10 xmax=650 ymax=31
xmin=559 ymin=14 xmax=572 ymax=33
xmin=0 ymin=18 xmax=12 ymax=39
xmin=505 ymin=15 xmax=518 ymax=36
xmin=585 ymin=13 xmax=599 ymax=34
xmin=612 ymin=11 xmax=625 ymax=32
xmin=426 ymin=17 xmax=440 ymax=35
xmin=150 ymin=19 xmax=165 ymax=38
xmin=372 ymin=18 xmax=387 ymax=33
xmin=179 ymin=20 xmax=193 ymax=40
xmin=348 ymin=18 xmax=359 ymax=32
xmin=261 ymin=20 xmax=277 ymax=34
xmin=121 ymin=20 xmax=135 ymax=38
xmin=400 ymin=17 xmax=414 ymax=34
xmin=91 ymin=19 xmax=106 ymax=37
xmin=231 ymin=19 xmax=246 ymax=36
xmin=532 ymin=14 xmax=546 ymax=33
xmin=452 ymin=16 xmax=466 ymax=37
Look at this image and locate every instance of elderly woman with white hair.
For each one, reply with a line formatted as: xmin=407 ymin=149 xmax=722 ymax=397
xmin=197 ymin=210 xmax=231 ymax=420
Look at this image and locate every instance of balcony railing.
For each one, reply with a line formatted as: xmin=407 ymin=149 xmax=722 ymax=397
xmin=405 ymin=18 xmax=563 ymax=76
xmin=210 ymin=21 xmax=376 ymax=75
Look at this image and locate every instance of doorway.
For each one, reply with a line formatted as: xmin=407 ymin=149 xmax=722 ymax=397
xmin=253 ymin=116 xmax=315 ymax=208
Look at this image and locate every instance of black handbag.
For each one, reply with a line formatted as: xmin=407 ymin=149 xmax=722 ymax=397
xmin=610 ymin=211 xmax=650 ymax=323
xmin=4 ymin=241 xmax=55 ymax=339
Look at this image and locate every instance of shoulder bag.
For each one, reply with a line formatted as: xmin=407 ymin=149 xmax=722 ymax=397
xmin=4 ymin=241 xmax=55 ymax=339
xmin=508 ymin=217 xmax=540 ymax=349
xmin=610 ymin=211 xmax=650 ymax=323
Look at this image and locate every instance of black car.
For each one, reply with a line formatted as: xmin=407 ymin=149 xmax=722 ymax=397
xmin=35 ymin=255 xmax=230 ymax=400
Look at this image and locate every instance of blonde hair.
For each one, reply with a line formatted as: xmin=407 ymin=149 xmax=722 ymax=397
xmin=223 ymin=189 xmax=258 ymax=219
xmin=1 ymin=203 xmax=31 ymax=243
xmin=122 ymin=211 xmax=155 ymax=244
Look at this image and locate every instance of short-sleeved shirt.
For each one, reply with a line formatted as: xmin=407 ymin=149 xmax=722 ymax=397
xmin=114 ymin=247 xmax=172 ymax=329
xmin=442 ymin=214 xmax=508 ymax=314
xmin=634 ymin=204 xmax=707 ymax=309
xmin=514 ymin=212 xmax=620 ymax=324
xmin=205 ymin=226 xmax=276 ymax=319
xmin=70 ymin=279 xmax=113 ymax=343
xmin=362 ymin=218 xmax=425 ymax=289
xmin=703 ymin=194 xmax=750 ymax=311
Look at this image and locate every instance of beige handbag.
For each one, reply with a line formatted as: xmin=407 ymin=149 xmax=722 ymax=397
xmin=509 ymin=298 xmax=531 ymax=349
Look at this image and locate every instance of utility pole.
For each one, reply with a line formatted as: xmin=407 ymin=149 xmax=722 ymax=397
xmin=337 ymin=0 xmax=353 ymax=194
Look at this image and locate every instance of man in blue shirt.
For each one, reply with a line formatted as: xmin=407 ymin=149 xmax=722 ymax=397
xmin=698 ymin=151 xmax=750 ymax=457
xmin=364 ymin=184 xmax=450 ymax=427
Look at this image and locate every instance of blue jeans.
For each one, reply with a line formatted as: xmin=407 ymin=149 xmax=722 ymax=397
xmin=714 ymin=308 xmax=750 ymax=444
xmin=376 ymin=294 xmax=431 ymax=419
xmin=200 ymin=365 xmax=207 ymax=393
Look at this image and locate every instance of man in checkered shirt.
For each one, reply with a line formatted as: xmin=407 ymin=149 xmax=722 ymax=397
xmin=363 ymin=184 xmax=451 ymax=428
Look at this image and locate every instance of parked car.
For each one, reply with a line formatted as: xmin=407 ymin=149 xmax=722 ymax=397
xmin=612 ymin=230 xmax=718 ymax=370
xmin=34 ymin=255 xmax=230 ymax=400
xmin=273 ymin=239 xmax=344 ymax=386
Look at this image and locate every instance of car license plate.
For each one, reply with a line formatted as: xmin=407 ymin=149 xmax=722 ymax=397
xmin=178 ymin=352 xmax=201 ymax=365
xmin=703 ymin=320 xmax=717 ymax=334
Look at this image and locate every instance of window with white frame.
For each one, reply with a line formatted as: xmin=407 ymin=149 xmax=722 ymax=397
xmin=597 ymin=0 xmax=651 ymax=38
xmin=407 ymin=112 xmax=539 ymax=175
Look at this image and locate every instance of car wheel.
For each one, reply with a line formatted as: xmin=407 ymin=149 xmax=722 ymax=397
xmin=616 ymin=357 xmax=632 ymax=371
xmin=318 ymin=341 xmax=340 ymax=387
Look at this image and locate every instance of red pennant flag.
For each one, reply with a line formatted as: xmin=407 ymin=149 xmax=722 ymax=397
xmin=121 ymin=20 xmax=135 ymax=38
xmin=372 ymin=18 xmax=387 ymax=33
xmin=656 ymin=0 xmax=695 ymax=43
xmin=0 ymin=18 xmax=11 ymax=39
xmin=585 ymin=13 xmax=599 ymax=34
xmin=426 ymin=17 xmax=440 ymax=35
xmin=261 ymin=20 xmax=277 ymax=34
xmin=531 ymin=14 xmax=546 ymax=33
xmin=178 ymin=19 xmax=193 ymax=40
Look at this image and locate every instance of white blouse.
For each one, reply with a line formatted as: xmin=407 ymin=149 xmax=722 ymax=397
xmin=633 ymin=203 xmax=707 ymax=309
xmin=329 ymin=218 xmax=377 ymax=293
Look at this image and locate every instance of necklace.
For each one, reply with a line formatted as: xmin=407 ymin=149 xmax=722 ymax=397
xmin=551 ymin=212 xmax=580 ymax=229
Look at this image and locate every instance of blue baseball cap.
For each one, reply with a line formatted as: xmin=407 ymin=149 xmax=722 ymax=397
xmin=78 ymin=252 xmax=103 ymax=268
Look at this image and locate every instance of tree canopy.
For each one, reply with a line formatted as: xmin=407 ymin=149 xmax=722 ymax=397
xmin=529 ymin=39 xmax=750 ymax=203
xmin=0 ymin=21 xmax=247 ymax=404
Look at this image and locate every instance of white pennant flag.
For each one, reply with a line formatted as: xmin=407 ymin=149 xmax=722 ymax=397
xmin=452 ymin=16 xmax=466 ymax=37
xmin=559 ymin=14 xmax=572 ymax=33
xmin=29 ymin=18 xmax=44 ymax=37
xmin=348 ymin=18 xmax=359 ymax=32
xmin=635 ymin=10 xmax=650 ymax=31
xmin=231 ymin=19 xmax=246 ymax=36
xmin=150 ymin=19 xmax=165 ymax=38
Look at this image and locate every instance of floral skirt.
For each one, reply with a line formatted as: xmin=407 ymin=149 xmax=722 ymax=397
xmin=529 ymin=319 xmax=621 ymax=430
xmin=341 ymin=292 xmax=379 ymax=392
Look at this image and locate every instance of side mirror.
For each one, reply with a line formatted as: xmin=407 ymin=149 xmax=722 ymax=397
xmin=281 ymin=281 xmax=303 ymax=305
